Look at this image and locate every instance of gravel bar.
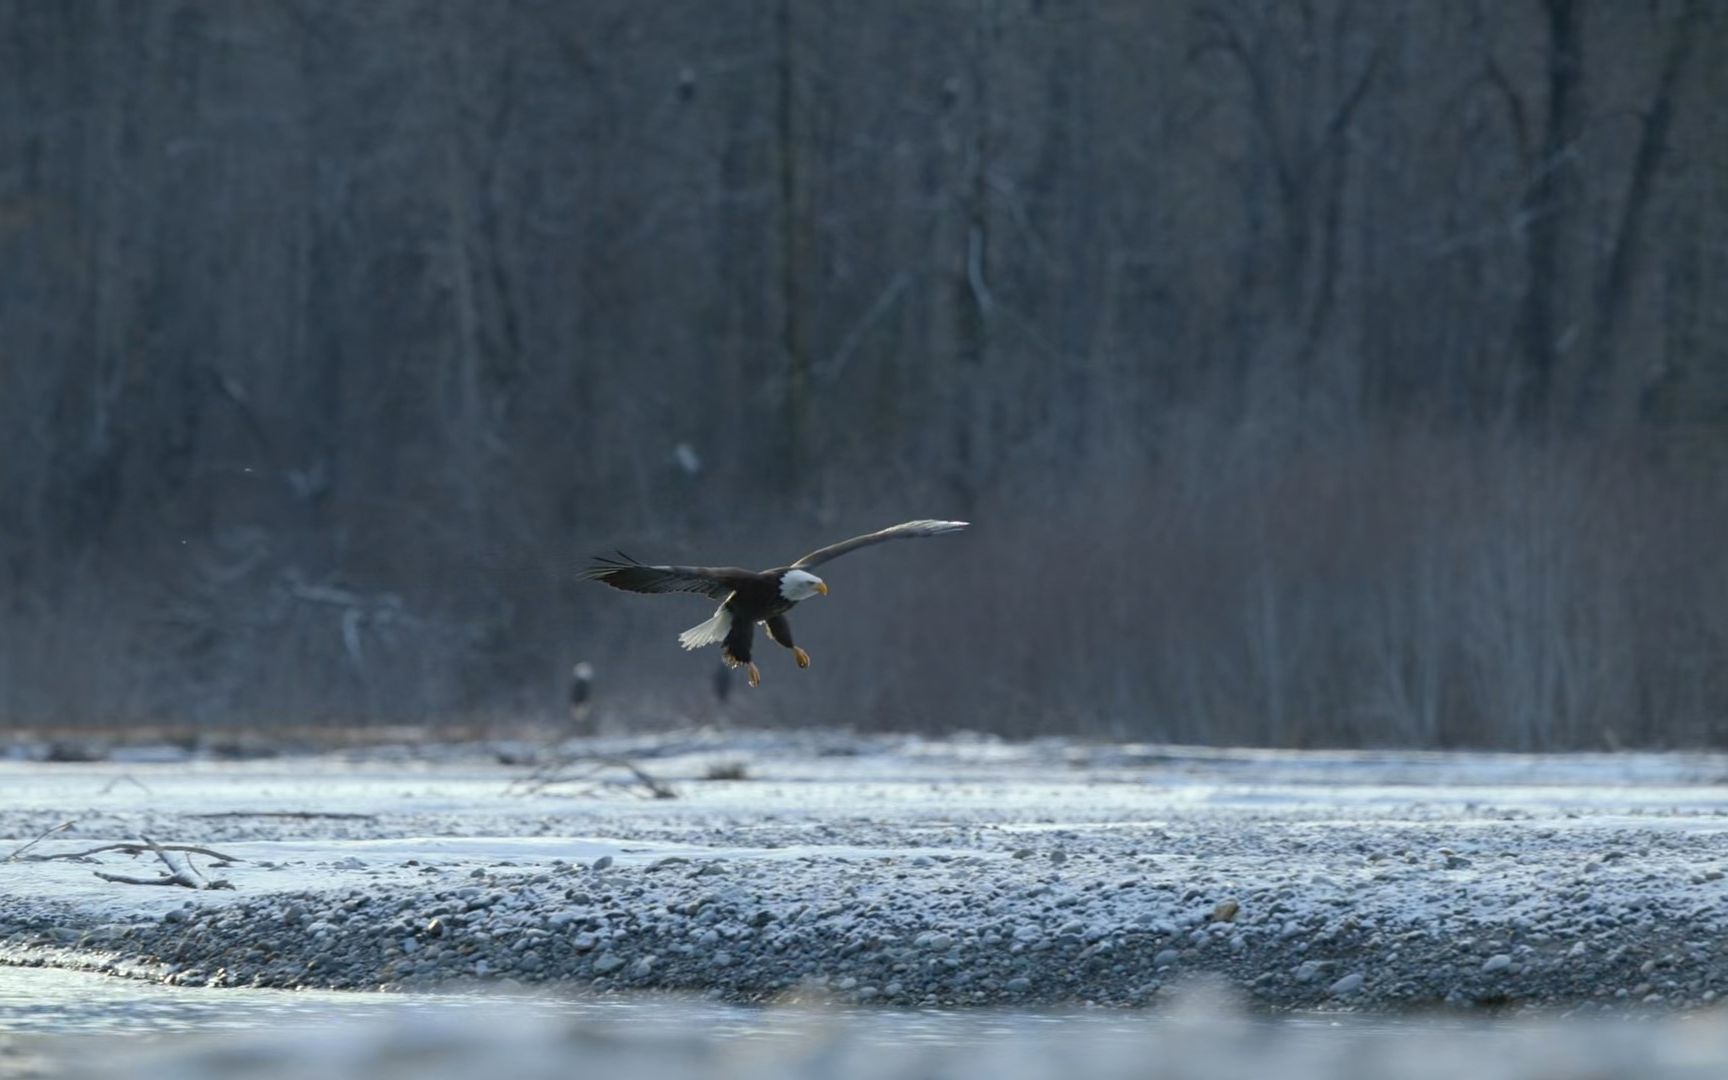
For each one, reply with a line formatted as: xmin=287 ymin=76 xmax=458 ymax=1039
xmin=4 ymin=734 xmax=1728 ymax=1013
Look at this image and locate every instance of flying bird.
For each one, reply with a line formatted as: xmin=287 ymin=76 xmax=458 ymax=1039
xmin=581 ymin=519 xmax=968 ymax=687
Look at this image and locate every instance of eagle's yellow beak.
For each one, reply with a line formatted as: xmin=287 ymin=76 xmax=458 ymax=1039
xmin=816 ymin=581 xmax=829 ymax=595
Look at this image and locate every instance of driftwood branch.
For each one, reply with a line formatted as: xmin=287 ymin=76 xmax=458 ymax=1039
xmin=3 ymin=820 xmax=75 ymax=862
xmin=507 ymin=755 xmax=677 ymax=800
xmin=99 ymin=774 xmax=154 ymax=795
xmin=93 ymin=870 xmax=196 ymax=887
xmin=187 ymin=811 xmax=375 ymax=821
xmin=89 ymin=835 xmax=234 ymax=890
xmin=22 ymin=841 xmax=244 ymax=865
xmin=9 ymin=822 xmax=241 ymax=891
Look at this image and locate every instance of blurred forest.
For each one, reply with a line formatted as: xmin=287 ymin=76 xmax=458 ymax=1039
xmin=2 ymin=0 xmax=1726 ymax=748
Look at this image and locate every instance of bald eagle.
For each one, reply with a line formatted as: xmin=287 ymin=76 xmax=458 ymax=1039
xmin=581 ymin=519 xmax=968 ymax=687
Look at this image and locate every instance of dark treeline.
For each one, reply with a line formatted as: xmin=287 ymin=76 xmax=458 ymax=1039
xmin=2 ymin=1 xmax=1725 ymax=747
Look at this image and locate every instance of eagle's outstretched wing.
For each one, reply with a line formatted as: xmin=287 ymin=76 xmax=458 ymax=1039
xmin=790 ymin=519 xmax=968 ymax=570
xmin=581 ymin=554 xmax=755 ymax=600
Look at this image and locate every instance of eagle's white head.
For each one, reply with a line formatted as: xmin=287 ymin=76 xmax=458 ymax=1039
xmin=779 ymin=569 xmax=828 ymax=601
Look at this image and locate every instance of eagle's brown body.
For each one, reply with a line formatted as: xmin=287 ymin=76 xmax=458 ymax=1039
xmin=721 ymin=578 xmax=798 ymax=673
xmin=582 ymin=520 xmax=967 ymax=687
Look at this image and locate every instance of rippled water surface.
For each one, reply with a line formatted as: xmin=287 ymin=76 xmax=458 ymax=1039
xmin=0 ymin=964 xmax=1228 ymax=1042
xmin=1 ymin=963 xmax=1443 ymax=1052
xmin=12 ymin=965 xmax=1728 ymax=1080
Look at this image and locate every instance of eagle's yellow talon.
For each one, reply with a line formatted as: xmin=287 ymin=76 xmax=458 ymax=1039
xmin=793 ymin=646 xmax=811 ymax=669
xmin=747 ymin=663 xmax=761 ymax=688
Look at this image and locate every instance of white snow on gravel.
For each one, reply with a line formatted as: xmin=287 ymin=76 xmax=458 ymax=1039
xmin=6 ymin=732 xmax=1728 ymax=926
xmin=9 ymin=731 xmax=1728 ymax=1018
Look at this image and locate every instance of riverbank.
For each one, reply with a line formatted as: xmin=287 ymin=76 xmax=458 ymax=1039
xmin=5 ymin=733 xmax=1728 ymax=1013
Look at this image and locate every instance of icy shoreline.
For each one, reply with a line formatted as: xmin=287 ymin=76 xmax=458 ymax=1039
xmin=5 ymin=733 xmax=1728 ymax=1012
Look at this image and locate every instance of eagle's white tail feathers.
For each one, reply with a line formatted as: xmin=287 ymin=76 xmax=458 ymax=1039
xmin=678 ymin=606 xmax=732 ymax=650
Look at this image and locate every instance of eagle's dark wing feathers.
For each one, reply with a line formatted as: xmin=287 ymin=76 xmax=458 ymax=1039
xmin=791 ymin=519 xmax=969 ymax=570
xmin=581 ymin=554 xmax=754 ymax=600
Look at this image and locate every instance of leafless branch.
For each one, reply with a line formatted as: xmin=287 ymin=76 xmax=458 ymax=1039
xmin=4 ymin=820 xmax=75 ymax=863
xmin=93 ymin=869 xmax=234 ymax=890
xmin=20 ymin=840 xmax=245 ymax=864
xmin=187 ymin=811 xmax=375 ymax=821
xmin=88 ymin=835 xmax=234 ymax=889
xmin=99 ymin=774 xmax=153 ymax=795
xmin=507 ymin=755 xmax=677 ymax=800
xmin=818 ymin=271 xmax=915 ymax=384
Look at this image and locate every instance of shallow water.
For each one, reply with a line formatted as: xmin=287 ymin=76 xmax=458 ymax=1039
xmin=0 ymin=966 xmax=532 ymax=1037
xmin=2 ymin=962 xmax=1462 ymax=1056
xmin=10 ymin=965 xmax=1728 ymax=1080
xmin=0 ymin=964 xmax=1226 ymax=1042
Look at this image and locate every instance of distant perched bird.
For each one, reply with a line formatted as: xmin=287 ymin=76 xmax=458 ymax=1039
xmin=568 ymin=661 xmax=595 ymax=734
xmin=581 ymin=520 xmax=968 ymax=687
xmin=712 ymin=660 xmax=733 ymax=707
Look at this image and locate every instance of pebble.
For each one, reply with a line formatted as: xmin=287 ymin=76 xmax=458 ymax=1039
xmin=1482 ymin=954 xmax=1513 ymax=974
xmin=592 ymin=953 xmax=624 ymax=975
xmin=1329 ymin=972 xmax=1364 ymax=996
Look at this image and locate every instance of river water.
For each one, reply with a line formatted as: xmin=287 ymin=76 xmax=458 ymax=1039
xmin=0 ymin=963 xmax=1169 ymax=1042
xmin=8 ymin=964 xmax=1728 ymax=1080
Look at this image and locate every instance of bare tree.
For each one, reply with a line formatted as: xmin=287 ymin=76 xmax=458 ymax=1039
xmin=1 ymin=0 xmax=1725 ymax=748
